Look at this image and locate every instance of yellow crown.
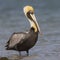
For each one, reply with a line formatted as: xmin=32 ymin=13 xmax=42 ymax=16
xmin=23 ymin=5 xmax=34 ymax=14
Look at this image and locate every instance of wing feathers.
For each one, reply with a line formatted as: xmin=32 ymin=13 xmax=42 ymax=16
xmin=6 ymin=32 xmax=28 ymax=48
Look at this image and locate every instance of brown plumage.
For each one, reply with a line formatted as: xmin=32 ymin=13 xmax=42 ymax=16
xmin=5 ymin=5 xmax=41 ymax=56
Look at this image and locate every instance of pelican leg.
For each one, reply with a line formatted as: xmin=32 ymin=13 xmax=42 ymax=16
xmin=19 ymin=51 xmax=21 ymax=55
xmin=26 ymin=50 xmax=29 ymax=56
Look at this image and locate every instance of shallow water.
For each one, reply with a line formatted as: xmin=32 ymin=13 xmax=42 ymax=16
xmin=0 ymin=0 xmax=60 ymax=60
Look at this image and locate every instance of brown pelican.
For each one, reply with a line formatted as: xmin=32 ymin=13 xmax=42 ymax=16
xmin=5 ymin=5 xmax=41 ymax=56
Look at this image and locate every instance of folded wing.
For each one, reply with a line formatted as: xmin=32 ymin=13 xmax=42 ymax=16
xmin=6 ymin=32 xmax=28 ymax=48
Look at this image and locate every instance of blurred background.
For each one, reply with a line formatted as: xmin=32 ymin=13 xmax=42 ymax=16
xmin=0 ymin=0 xmax=60 ymax=60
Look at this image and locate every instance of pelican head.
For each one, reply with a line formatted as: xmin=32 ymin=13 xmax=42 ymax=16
xmin=23 ymin=5 xmax=41 ymax=33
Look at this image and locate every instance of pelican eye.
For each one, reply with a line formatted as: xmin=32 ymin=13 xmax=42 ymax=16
xmin=29 ymin=10 xmax=33 ymax=14
xmin=27 ymin=10 xmax=33 ymax=15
